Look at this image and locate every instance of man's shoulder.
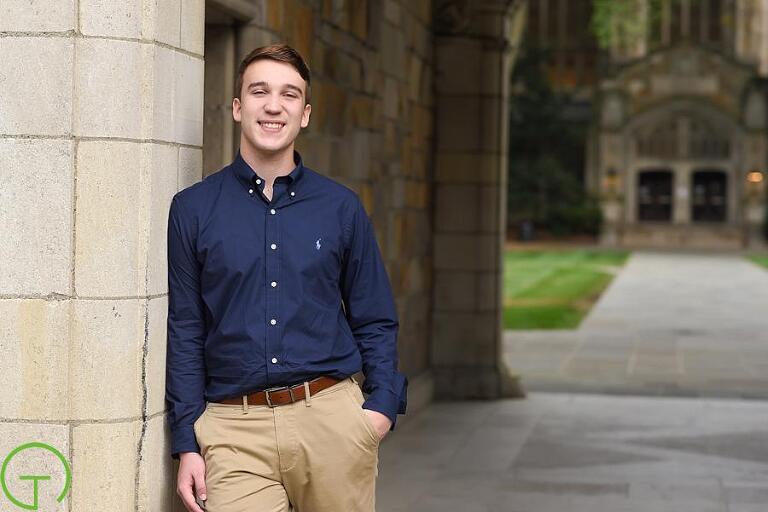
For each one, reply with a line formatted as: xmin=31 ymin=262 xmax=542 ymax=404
xmin=172 ymin=165 xmax=229 ymax=209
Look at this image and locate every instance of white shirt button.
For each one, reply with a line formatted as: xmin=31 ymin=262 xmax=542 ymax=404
xmin=271 ymin=281 xmax=277 ymax=287
xmin=248 ymin=188 xmax=253 ymax=194
xmin=271 ymin=357 xmax=278 ymax=364
xmin=290 ymin=191 xmax=296 ymax=197
xmin=270 ymin=318 xmax=277 ymax=325
xmin=256 ymin=179 xmax=262 ymax=185
xmin=271 ymin=243 xmax=277 ymax=250
xmin=270 ymin=209 xmax=276 ymax=215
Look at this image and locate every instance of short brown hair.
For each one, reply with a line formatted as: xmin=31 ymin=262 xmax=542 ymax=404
xmin=235 ymin=44 xmax=311 ymax=103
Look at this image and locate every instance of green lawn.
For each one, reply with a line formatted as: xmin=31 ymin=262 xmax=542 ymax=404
xmin=749 ymin=255 xmax=768 ymax=269
xmin=504 ymin=249 xmax=630 ymax=330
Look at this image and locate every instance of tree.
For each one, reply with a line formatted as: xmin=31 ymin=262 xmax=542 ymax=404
xmin=591 ymin=0 xmax=663 ymax=52
xmin=508 ymin=45 xmax=602 ymax=238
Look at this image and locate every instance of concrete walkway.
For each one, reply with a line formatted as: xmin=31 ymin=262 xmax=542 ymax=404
xmin=503 ymin=251 xmax=768 ymax=398
xmin=377 ymin=393 xmax=768 ymax=512
xmin=376 ymin=252 xmax=768 ymax=511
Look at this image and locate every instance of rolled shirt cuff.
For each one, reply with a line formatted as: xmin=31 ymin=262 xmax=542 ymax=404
xmin=170 ymin=425 xmax=200 ymax=460
xmin=361 ymin=374 xmax=408 ymax=429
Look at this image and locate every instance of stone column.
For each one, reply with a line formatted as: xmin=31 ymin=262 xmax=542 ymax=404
xmin=674 ymin=165 xmax=691 ymax=224
xmin=431 ymin=0 xmax=526 ymax=399
xmin=741 ymin=130 xmax=767 ymax=246
xmin=0 ymin=1 xmax=204 ymax=510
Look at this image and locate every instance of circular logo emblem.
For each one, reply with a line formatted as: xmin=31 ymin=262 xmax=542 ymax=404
xmin=1 ymin=442 xmax=71 ymax=510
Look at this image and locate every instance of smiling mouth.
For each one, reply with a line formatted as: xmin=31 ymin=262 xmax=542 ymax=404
xmin=259 ymin=121 xmax=285 ymax=132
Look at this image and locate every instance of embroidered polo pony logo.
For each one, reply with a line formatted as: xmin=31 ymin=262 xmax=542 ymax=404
xmin=316 ymin=238 xmax=322 ymax=250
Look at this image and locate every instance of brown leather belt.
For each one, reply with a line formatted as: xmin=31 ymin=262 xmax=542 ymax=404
xmin=215 ymin=376 xmax=342 ymax=407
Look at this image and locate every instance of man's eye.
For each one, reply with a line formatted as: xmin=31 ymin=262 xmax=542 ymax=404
xmin=253 ymin=90 xmax=266 ymax=95
xmin=284 ymin=93 xmax=297 ymax=98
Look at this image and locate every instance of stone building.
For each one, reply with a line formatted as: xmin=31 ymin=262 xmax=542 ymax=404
xmin=594 ymin=43 xmax=768 ymax=248
xmin=530 ymin=0 xmax=768 ymax=248
xmin=0 ymin=0 xmax=526 ymax=510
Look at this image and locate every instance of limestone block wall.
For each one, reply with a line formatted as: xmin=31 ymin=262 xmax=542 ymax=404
xmin=203 ymin=0 xmax=435 ymax=394
xmin=0 ymin=1 xmax=204 ymax=510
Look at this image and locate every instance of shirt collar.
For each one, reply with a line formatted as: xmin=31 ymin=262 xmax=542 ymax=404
xmin=231 ymin=149 xmax=305 ymax=192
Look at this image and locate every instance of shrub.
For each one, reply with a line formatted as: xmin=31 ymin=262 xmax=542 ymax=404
xmin=548 ymin=199 xmax=603 ymax=236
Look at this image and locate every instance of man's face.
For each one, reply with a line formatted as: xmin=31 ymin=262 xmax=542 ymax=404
xmin=233 ymin=59 xmax=311 ymax=155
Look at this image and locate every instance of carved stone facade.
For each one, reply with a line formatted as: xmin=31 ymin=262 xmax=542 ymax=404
xmin=529 ymin=0 xmax=768 ymax=249
xmin=591 ymin=44 xmax=767 ymax=249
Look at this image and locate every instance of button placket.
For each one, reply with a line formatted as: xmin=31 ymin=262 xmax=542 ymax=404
xmin=265 ymin=201 xmax=281 ymax=372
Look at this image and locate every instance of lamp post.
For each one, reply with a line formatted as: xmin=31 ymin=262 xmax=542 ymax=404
xmin=747 ymin=169 xmax=764 ymax=185
xmin=604 ymin=167 xmax=619 ymax=197
xmin=745 ymin=170 xmax=766 ymax=247
xmin=601 ymin=167 xmax=621 ymax=246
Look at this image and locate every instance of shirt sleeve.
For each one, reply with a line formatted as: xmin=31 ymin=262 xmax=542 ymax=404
xmin=165 ymin=196 xmax=207 ymax=459
xmin=340 ymin=197 xmax=408 ymax=427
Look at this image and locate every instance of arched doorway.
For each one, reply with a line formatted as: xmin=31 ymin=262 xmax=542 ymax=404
xmin=692 ymin=169 xmax=728 ymax=222
xmin=637 ymin=169 xmax=674 ymax=222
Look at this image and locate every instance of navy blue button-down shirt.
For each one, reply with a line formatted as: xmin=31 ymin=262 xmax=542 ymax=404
xmin=166 ymin=150 xmax=407 ymax=458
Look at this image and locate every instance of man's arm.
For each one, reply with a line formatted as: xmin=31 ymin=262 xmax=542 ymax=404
xmin=340 ymin=197 xmax=407 ymax=428
xmin=166 ymin=196 xmax=207 ymax=459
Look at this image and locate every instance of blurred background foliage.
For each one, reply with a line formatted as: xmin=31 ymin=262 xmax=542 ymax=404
xmin=591 ymin=0 xmax=664 ymax=50
xmin=507 ymin=46 xmax=602 ymax=239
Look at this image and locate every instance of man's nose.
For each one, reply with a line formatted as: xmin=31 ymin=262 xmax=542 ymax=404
xmin=264 ymin=94 xmax=281 ymax=113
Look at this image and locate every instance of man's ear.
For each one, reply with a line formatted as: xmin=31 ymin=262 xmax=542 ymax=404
xmin=232 ymin=97 xmax=241 ymax=122
xmin=301 ymin=103 xmax=311 ymax=128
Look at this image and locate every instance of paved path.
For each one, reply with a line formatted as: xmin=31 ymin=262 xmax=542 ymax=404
xmin=504 ymin=251 xmax=768 ymax=398
xmin=377 ymin=393 xmax=768 ymax=512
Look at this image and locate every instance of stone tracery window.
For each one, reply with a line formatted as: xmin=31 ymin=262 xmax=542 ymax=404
xmin=635 ymin=117 xmax=678 ymax=159
xmin=635 ymin=113 xmax=730 ymax=160
xmin=688 ymin=117 xmax=730 ymax=159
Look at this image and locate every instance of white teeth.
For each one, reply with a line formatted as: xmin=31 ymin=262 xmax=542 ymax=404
xmin=261 ymin=122 xmax=283 ymax=129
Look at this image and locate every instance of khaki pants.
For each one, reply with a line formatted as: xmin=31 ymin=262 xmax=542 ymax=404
xmin=193 ymin=377 xmax=380 ymax=512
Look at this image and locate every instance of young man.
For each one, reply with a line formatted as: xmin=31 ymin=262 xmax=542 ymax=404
xmin=166 ymin=44 xmax=407 ymax=512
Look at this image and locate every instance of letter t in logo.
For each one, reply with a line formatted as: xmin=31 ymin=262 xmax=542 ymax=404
xmin=18 ymin=475 xmax=51 ymax=510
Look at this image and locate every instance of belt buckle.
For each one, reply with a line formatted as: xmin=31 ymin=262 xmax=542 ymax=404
xmin=264 ymin=385 xmax=295 ymax=408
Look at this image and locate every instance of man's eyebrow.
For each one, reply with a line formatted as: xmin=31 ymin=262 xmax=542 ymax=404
xmin=247 ymin=81 xmax=304 ymax=95
xmin=283 ymin=84 xmax=303 ymax=95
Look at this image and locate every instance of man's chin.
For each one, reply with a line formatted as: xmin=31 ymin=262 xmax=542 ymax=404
xmin=245 ymin=139 xmax=290 ymax=155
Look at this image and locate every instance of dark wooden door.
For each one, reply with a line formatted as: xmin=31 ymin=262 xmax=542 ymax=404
xmin=638 ymin=170 xmax=674 ymax=222
xmin=692 ymin=170 xmax=727 ymax=222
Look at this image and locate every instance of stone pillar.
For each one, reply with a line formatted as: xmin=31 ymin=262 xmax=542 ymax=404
xmin=431 ymin=0 xmax=526 ymax=399
xmin=0 ymin=1 xmax=204 ymax=510
xmin=674 ymin=165 xmax=691 ymax=224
